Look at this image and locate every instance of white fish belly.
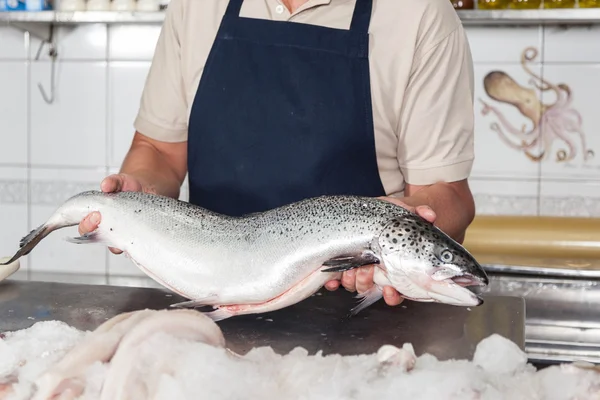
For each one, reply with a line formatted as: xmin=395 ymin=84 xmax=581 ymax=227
xmin=98 ymin=213 xmax=371 ymax=305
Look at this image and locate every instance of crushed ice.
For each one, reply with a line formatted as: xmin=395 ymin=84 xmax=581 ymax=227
xmin=1 ymin=320 xmax=600 ymax=400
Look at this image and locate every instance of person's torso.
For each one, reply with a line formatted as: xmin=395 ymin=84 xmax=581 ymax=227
xmin=174 ymin=0 xmax=462 ymax=197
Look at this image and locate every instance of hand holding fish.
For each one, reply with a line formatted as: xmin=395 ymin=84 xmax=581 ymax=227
xmin=324 ymin=197 xmax=438 ymax=308
xmin=77 ymin=173 xmax=154 ymax=255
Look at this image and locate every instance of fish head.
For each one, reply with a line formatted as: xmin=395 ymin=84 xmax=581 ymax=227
xmin=375 ymin=215 xmax=489 ymax=307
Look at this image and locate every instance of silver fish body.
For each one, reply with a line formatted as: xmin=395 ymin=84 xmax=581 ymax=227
xmin=0 ymin=191 xmax=489 ymax=320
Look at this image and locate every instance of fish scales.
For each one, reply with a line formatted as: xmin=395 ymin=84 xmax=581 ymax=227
xmin=0 ymin=190 xmax=489 ymax=320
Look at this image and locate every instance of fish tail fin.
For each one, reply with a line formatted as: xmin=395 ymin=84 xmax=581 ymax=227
xmin=1 ymin=192 xmax=106 ymax=266
xmin=0 ymin=223 xmax=55 ymax=266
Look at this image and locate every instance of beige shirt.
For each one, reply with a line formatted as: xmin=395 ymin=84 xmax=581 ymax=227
xmin=134 ymin=0 xmax=475 ymax=197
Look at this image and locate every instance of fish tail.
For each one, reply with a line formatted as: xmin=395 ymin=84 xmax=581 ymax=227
xmin=0 ymin=224 xmax=54 ymax=266
xmin=0 ymin=192 xmax=105 ymax=266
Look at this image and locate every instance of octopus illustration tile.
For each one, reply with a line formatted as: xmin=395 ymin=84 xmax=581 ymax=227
xmin=473 ymin=55 xmax=543 ymax=179
xmin=538 ymin=64 xmax=600 ymax=180
xmin=476 ymin=47 xmax=598 ymax=180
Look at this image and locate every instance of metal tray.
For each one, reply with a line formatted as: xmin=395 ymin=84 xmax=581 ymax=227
xmin=0 ymin=280 xmax=525 ymax=361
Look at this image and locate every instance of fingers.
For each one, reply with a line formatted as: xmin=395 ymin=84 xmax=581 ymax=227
xmin=100 ymin=174 xmax=143 ymax=194
xmin=100 ymin=175 xmax=123 ymax=193
xmin=383 ymin=286 xmax=404 ymax=306
xmin=108 ymin=246 xmax=123 ymax=255
xmin=355 ymin=265 xmax=374 ymax=294
xmin=324 ymin=280 xmax=339 ymax=291
xmin=340 ymin=269 xmax=356 ymax=292
xmin=78 ymin=211 xmax=101 ymax=236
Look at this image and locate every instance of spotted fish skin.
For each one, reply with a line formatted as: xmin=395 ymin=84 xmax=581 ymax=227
xmin=0 ymin=190 xmax=488 ymax=320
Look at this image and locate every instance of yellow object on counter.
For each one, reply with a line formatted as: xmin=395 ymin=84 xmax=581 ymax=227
xmin=477 ymin=0 xmax=509 ymax=9
xmin=579 ymin=0 xmax=600 ymax=7
xmin=463 ymin=215 xmax=600 ymax=270
xmin=509 ymin=0 xmax=542 ymax=8
xmin=543 ymin=0 xmax=576 ymax=7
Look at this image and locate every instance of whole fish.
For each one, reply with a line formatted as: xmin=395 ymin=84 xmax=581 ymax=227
xmin=0 ymin=191 xmax=488 ymax=321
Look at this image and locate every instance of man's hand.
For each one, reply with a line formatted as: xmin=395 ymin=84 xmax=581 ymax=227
xmin=77 ymin=173 xmax=154 ymax=255
xmin=323 ymin=196 xmax=438 ymax=307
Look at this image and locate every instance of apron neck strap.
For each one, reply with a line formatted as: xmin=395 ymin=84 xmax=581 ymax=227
xmin=225 ymin=0 xmax=373 ymax=34
xmin=349 ymin=0 xmax=373 ymax=34
xmin=225 ymin=0 xmax=244 ymax=16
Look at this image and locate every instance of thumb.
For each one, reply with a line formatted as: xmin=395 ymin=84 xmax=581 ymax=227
xmin=415 ymin=205 xmax=436 ymax=223
xmin=100 ymin=175 xmax=123 ymax=193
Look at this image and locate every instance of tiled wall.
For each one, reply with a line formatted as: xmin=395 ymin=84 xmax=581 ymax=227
xmin=0 ymin=22 xmax=599 ymax=279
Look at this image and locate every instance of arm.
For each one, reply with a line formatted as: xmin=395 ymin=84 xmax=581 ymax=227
xmin=327 ymin=12 xmax=477 ymax=303
xmin=393 ymin=179 xmax=475 ymax=244
xmin=115 ymin=131 xmax=188 ymax=200
xmin=105 ymin=0 xmax=189 ymax=199
xmin=79 ymin=0 xmax=189 ymax=243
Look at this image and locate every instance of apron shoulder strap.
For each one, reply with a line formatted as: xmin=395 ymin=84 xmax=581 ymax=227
xmin=349 ymin=0 xmax=373 ymax=34
xmin=225 ymin=0 xmax=244 ymax=16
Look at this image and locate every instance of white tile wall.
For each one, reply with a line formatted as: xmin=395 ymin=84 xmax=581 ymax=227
xmin=0 ymin=27 xmax=28 ymax=59
xmin=0 ymin=62 xmax=28 ymax=165
xmin=0 ymin=19 xmax=599 ymax=282
xmin=108 ymin=61 xmax=151 ymax=167
xmin=470 ymin=178 xmax=539 ymax=216
xmin=30 ymin=61 xmax=108 ymax=167
xmin=543 ymin=26 xmax=600 ymax=63
xmin=0 ymin=167 xmax=29 ymax=273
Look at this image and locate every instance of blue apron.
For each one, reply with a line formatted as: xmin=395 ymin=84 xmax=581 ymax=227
xmin=187 ymin=0 xmax=386 ymax=216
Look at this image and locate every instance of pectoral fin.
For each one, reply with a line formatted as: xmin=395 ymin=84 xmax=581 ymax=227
xmin=349 ymin=285 xmax=383 ymax=316
xmin=321 ymin=250 xmax=380 ymax=272
xmin=170 ymin=294 xmax=219 ymax=309
xmin=65 ymin=231 xmax=105 ymax=244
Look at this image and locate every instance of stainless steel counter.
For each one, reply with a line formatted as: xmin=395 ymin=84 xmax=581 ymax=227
xmin=0 ymin=279 xmax=525 ymax=361
xmin=482 ymin=273 xmax=600 ymax=365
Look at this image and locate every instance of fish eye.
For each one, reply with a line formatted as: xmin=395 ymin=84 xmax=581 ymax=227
xmin=440 ymin=250 xmax=453 ymax=263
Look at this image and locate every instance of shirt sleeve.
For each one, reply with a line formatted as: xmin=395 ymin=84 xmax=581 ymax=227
xmin=397 ymin=24 xmax=475 ymax=186
xmin=134 ymin=0 xmax=189 ymax=142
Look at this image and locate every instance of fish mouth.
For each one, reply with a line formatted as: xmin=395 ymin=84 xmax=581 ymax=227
xmin=414 ymin=272 xmax=488 ymax=307
xmin=450 ymin=272 xmax=489 ymax=288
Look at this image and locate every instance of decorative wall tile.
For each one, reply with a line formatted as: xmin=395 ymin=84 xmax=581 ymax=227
xmin=540 ymin=180 xmax=600 ymax=217
xmin=30 ymin=61 xmax=107 ymax=167
xmin=473 ymin=59 xmax=543 ymax=180
xmin=538 ymin=65 xmax=600 ymax=180
xmin=28 ymin=168 xmax=108 ymax=275
xmin=0 ymin=62 xmax=28 ymax=165
xmin=108 ymin=61 xmax=151 ymax=168
xmin=0 ymin=167 xmax=29 ymax=273
xmin=108 ymin=24 xmax=163 ymax=61
xmin=30 ymin=25 xmax=107 ymax=61
xmin=469 ymin=178 xmax=539 ymax=216
xmin=0 ymin=28 xmax=27 ymax=60
xmin=465 ymin=26 xmax=542 ymax=64
xmin=544 ymin=26 xmax=600 ymax=63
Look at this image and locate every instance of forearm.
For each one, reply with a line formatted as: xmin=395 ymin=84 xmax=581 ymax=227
xmin=119 ymin=133 xmax=187 ymax=199
xmin=400 ymin=181 xmax=475 ymax=243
